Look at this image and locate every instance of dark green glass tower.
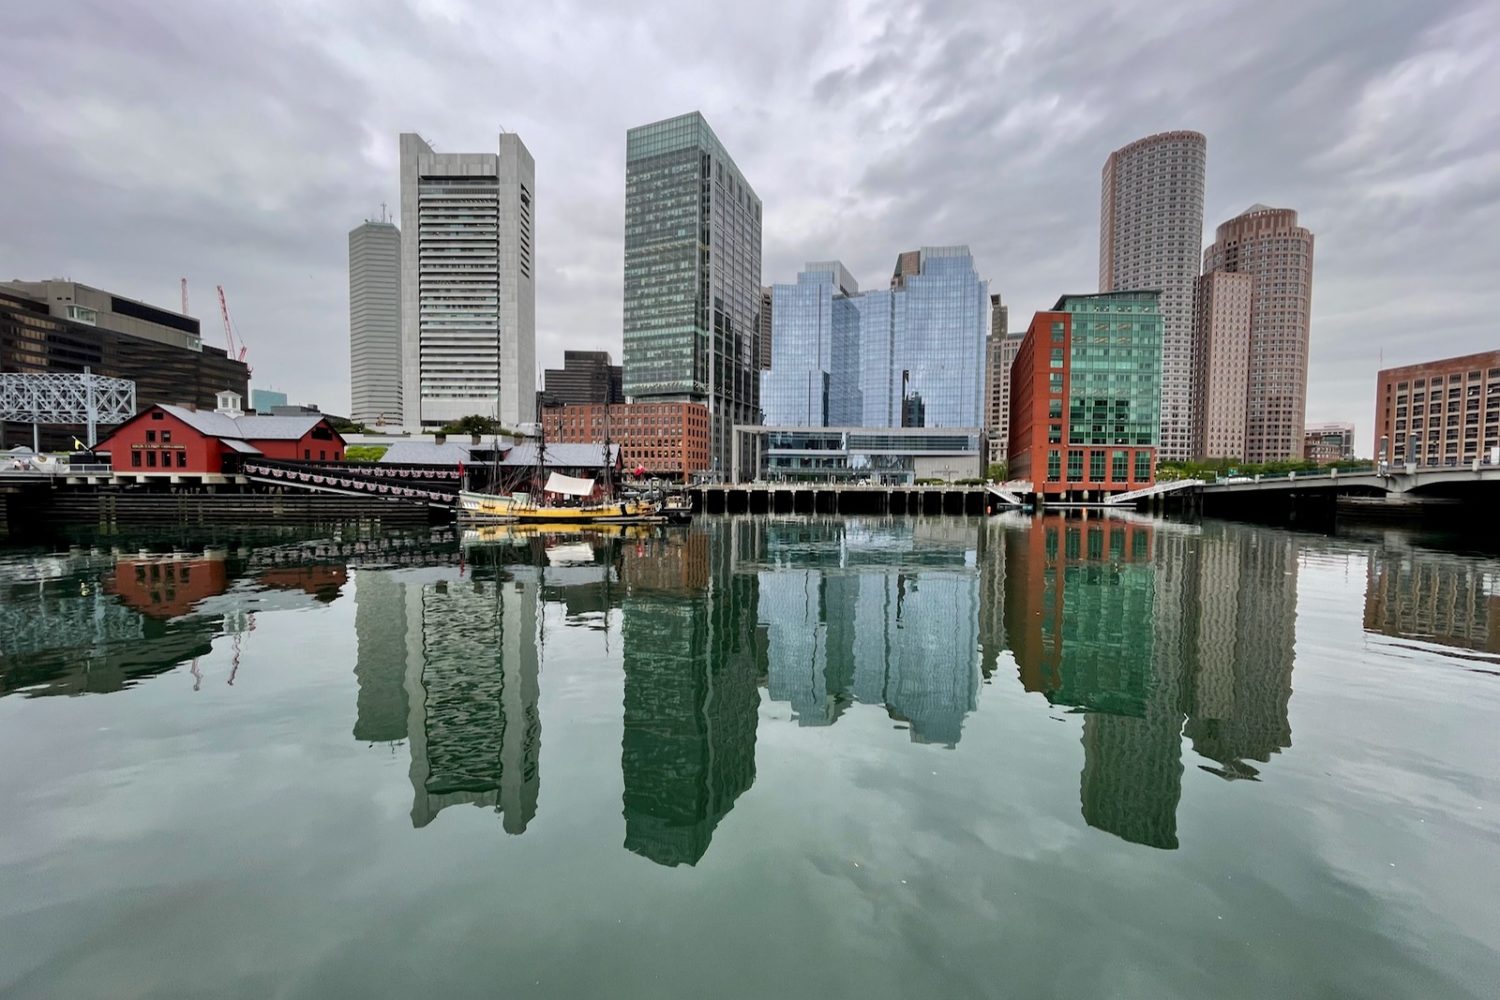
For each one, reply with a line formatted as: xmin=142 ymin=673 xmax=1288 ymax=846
xmin=624 ymin=112 xmax=763 ymax=480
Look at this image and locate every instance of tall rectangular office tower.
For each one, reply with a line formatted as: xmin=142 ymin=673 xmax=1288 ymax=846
xmin=1100 ymin=130 xmax=1206 ymax=462
xmin=623 ymin=112 xmax=763 ymax=479
xmin=399 ymin=132 xmax=535 ymax=430
xmin=349 ymin=219 xmax=402 ymax=426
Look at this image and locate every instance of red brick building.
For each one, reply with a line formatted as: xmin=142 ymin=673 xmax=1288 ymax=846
xmin=100 ymin=401 xmax=346 ymax=475
xmin=542 ymin=402 xmax=710 ymax=482
xmin=1374 ymin=350 xmax=1500 ymax=467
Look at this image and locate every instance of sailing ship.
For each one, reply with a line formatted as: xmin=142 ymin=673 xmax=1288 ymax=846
xmin=457 ymin=396 xmax=660 ymax=524
xmin=458 ymin=478 xmax=661 ymax=524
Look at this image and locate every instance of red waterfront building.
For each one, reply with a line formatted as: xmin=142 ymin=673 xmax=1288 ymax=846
xmin=542 ymin=402 xmax=710 ymax=482
xmin=1009 ymin=292 xmax=1162 ymax=499
xmin=100 ymin=394 xmax=345 ymax=475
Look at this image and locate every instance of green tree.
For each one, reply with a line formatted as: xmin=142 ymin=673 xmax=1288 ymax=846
xmin=439 ymin=414 xmax=499 ymax=436
xmin=986 ymin=462 xmax=1007 ymax=482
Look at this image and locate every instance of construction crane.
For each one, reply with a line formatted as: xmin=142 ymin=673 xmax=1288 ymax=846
xmin=180 ymin=277 xmax=189 ymax=315
xmin=215 ymin=284 xmax=252 ymax=376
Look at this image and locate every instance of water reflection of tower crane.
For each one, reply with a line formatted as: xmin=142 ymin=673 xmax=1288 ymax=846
xmin=187 ymin=609 xmax=257 ymax=691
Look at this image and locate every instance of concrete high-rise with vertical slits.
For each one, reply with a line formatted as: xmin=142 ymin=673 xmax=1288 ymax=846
xmin=399 ymin=132 xmax=535 ymax=430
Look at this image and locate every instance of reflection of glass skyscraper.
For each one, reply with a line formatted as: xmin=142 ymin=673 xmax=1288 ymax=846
xmin=351 ymin=566 xmax=542 ymax=835
xmin=759 ymin=519 xmax=981 ymax=747
xmin=620 ymin=523 xmax=763 ymax=866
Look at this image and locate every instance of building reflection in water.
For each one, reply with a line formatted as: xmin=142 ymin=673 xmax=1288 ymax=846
xmin=1004 ymin=514 xmax=1297 ymax=849
xmin=757 ymin=519 xmax=981 ymax=746
xmin=0 ymin=547 xmax=348 ymax=698
xmin=619 ymin=523 xmax=764 ymax=867
xmin=1363 ymin=539 xmax=1500 ymax=652
xmin=352 ymin=558 xmax=543 ymax=835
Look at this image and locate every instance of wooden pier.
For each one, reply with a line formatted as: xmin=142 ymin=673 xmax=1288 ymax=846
xmin=690 ymin=482 xmax=996 ymax=516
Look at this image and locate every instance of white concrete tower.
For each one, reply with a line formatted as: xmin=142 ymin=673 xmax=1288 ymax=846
xmin=348 ymin=219 xmax=402 ymax=426
xmin=399 ymin=132 xmax=535 ymax=430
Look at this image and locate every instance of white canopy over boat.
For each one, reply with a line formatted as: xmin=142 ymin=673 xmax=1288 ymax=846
xmin=545 ymin=472 xmax=596 ymax=497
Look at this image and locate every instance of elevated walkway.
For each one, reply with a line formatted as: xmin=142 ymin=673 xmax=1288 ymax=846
xmin=1104 ymin=478 xmax=1205 ymax=505
xmin=986 ymin=481 xmax=1031 ymax=506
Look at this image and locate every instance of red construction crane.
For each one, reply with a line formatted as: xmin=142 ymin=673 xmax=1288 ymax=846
xmin=215 ymin=284 xmax=252 ymax=375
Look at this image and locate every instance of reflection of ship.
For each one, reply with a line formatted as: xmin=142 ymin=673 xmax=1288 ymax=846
xmin=461 ymin=522 xmax=654 ymax=547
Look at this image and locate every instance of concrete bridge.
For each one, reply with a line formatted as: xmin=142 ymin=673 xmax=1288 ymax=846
xmin=1194 ymin=463 xmax=1500 ymax=496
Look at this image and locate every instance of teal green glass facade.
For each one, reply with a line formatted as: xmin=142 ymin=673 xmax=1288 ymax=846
xmin=623 ymin=113 xmax=762 ymax=478
xmin=1062 ymin=291 xmax=1162 ymax=450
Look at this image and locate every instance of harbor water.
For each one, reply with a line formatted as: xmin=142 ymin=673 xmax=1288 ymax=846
xmin=0 ymin=514 xmax=1496 ymax=998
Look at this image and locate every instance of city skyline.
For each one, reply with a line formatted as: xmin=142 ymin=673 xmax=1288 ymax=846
xmin=2 ymin=2 xmax=1496 ymax=453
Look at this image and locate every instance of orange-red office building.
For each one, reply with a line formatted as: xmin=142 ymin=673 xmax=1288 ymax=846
xmin=1009 ymin=292 xmax=1162 ymax=499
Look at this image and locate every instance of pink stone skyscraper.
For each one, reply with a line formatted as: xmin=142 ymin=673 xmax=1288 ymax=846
xmin=1099 ymin=130 xmax=1207 ymax=462
xmin=1201 ymin=206 xmax=1315 ymax=464
xmin=1191 ymin=271 xmax=1253 ymax=459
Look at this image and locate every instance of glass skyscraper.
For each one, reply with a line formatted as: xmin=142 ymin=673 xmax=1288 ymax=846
xmin=623 ymin=112 xmax=763 ymax=479
xmin=760 ymin=247 xmax=988 ymax=430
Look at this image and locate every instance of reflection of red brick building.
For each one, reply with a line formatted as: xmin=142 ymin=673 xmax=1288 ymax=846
xmin=542 ymin=402 xmax=709 ymax=482
xmin=257 ymin=565 xmax=348 ymax=603
xmin=1009 ymin=293 xmax=1160 ymax=498
xmin=100 ymin=402 xmax=345 ymax=475
xmin=110 ymin=556 xmax=230 ymax=618
xmin=1003 ymin=516 xmax=1155 ymax=707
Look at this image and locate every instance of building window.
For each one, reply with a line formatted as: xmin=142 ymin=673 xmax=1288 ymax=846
xmin=146 ymin=451 xmax=157 ymax=468
xmin=131 ymin=451 xmax=141 ymax=468
xmin=161 ymin=430 xmax=172 ymax=443
xmin=1135 ymin=451 xmax=1151 ymax=481
xmin=1047 ymin=450 xmax=1061 ymax=482
xmin=320 ymin=450 xmax=326 ymax=461
xmin=304 ymin=449 xmax=310 ymax=460
xmin=177 ymin=450 xmax=187 ymax=468
xmin=151 ymin=411 xmax=164 ymax=421
xmin=1067 ymin=450 xmax=1083 ymax=480
xmin=1112 ymin=450 xmax=1128 ymax=482
xmin=146 ymin=430 xmax=156 ymax=443
xmin=1090 ymin=451 xmax=1105 ymax=482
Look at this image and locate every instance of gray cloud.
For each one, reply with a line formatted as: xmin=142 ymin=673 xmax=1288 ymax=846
xmin=1 ymin=0 xmax=1495 ymax=452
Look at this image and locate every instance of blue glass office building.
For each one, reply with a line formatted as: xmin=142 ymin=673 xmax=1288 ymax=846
xmin=761 ymin=247 xmax=988 ymax=430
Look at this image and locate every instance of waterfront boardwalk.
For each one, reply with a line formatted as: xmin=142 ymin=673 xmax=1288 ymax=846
xmin=691 ymin=482 xmax=1010 ymax=516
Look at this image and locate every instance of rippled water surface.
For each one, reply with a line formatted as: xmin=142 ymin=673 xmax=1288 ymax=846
xmin=1 ymin=514 xmax=1497 ymax=998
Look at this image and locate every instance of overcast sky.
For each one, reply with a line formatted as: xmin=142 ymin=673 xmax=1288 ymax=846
xmin=3 ymin=0 xmax=1497 ymax=454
